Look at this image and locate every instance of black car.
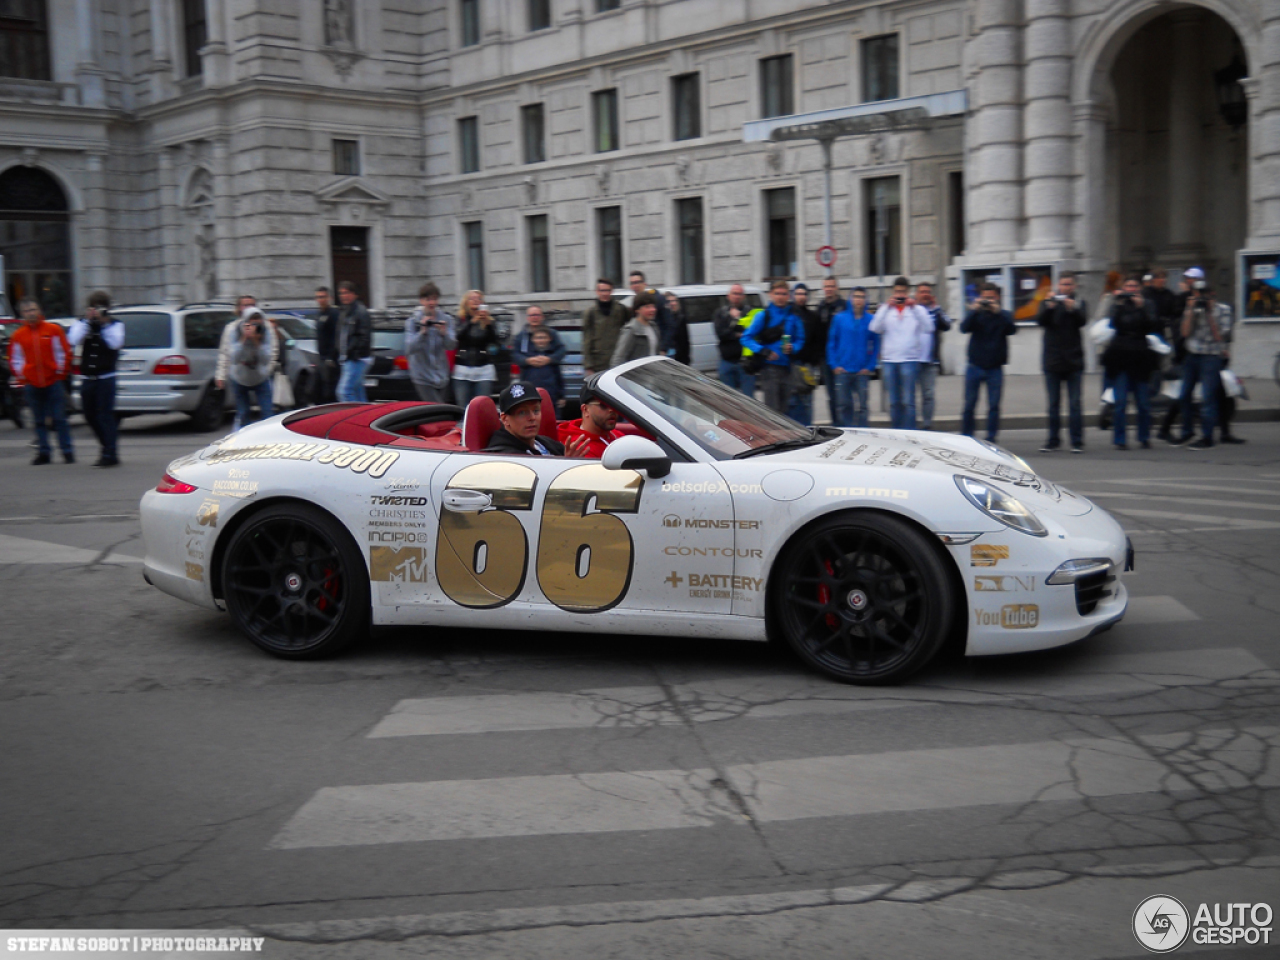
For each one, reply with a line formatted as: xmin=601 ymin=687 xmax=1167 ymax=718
xmin=364 ymin=319 xmax=419 ymax=402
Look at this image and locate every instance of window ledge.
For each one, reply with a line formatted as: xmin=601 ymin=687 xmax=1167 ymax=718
xmin=0 ymin=77 xmax=72 ymax=103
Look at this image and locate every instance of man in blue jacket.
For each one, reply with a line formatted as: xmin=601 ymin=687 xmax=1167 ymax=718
xmin=827 ymin=286 xmax=879 ymax=427
xmin=741 ymin=280 xmax=806 ymax=413
xmin=960 ymin=282 xmax=1017 ymax=441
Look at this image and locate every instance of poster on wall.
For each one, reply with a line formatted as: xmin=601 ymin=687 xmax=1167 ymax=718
xmin=961 ymin=268 xmax=1006 ymax=311
xmin=1012 ymin=265 xmax=1054 ymax=322
xmin=1242 ymin=252 xmax=1280 ymax=319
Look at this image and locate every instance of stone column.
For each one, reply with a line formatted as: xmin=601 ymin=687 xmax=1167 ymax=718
xmin=1073 ymin=100 xmax=1110 ymax=269
xmin=79 ymin=153 xmax=110 ymax=294
xmin=211 ymin=137 xmax=236 ymax=300
xmin=148 ymin=0 xmax=174 ymax=102
xmin=156 ymin=149 xmax=183 ymax=302
xmin=1163 ymin=12 xmax=1204 ymax=262
xmin=1020 ymin=0 xmax=1072 ymax=257
xmin=201 ymin=0 xmax=230 ymax=88
xmin=75 ymin=0 xmax=106 ymax=108
xmin=966 ymin=0 xmax=1023 ymax=259
xmin=1246 ymin=5 xmax=1280 ymax=247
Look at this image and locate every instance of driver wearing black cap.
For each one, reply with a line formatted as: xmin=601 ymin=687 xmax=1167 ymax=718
xmin=485 ymin=382 xmax=591 ymax=457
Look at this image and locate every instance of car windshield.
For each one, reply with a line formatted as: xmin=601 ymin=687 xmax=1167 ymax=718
xmin=119 ymin=313 xmax=173 ymax=349
xmin=371 ymin=328 xmax=406 ymax=350
xmin=555 ymin=328 xmax=582 ymax=351
xmin=272 ymin=316 xmax=315 ymax=340
xmin=612 ymin=359 xmax=813 ymax=458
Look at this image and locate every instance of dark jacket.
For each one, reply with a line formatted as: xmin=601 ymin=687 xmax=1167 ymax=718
xmin=337 ymin=300 xmax=372 ymax=361
xmin=484 ymin=427 xmax=565 ymax=456
xmin=1143 ymin=285 xmax=1180 ymax=340
xmin=511 ymin=326 xmax=566 ymax=367
xmin=1037 ymin=297 xmax=1087 ymax=374
xmin=667 ymin=307 xmax=690 ymax=365
xmin=1103 ymin=296 xmax=1157 ymax=378
xmin=793 ymin=304 xmax=825 ymax=364
xmin=582 ymin=298 xmax=629 ymax=370
xmin=713 ymin=302 xmax=751 ymax=362
xmin=454 ymin=318 xmax=501 ymax=369
xmin=316 ymin=306 xmax=340 ymax=361
xmin=919 ymin=305 xmax=952 ymax=364
xmin=960 ymin=306 xmax=1017 ymax=369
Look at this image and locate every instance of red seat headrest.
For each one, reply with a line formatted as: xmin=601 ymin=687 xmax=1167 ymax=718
xmin=536 ymin=387 xmax=557 ymax=438
xmin=462 ymin=396 xmax=501 ymax=452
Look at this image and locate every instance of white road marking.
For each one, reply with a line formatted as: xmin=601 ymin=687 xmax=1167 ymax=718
xmin=1108 ymin=508 xmax=1280 ymax=530
xmin=270 ymin=727 xmax=1279 ymax=849
xmin=1120 ymin=595 xmax=1200 ymax=623
xmin=1080 ymin=491 xmax=1280 ymax=512
xmin=0 ymin=533 xmax=142 ymax=565
xmin=1090 ymin=479 xmax=1280 ymax=496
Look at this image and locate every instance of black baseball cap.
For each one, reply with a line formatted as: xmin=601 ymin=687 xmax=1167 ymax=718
xmin=498 ymin=381 xmax=542 ymax=414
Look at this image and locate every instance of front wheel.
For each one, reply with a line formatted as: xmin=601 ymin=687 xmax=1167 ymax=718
xmin=220 ymin=504 xmax=369 ymax=659
xmin=771 ymin=513 xmax=954 ymax=684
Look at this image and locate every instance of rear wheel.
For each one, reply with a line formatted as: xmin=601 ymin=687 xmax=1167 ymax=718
xmin=189 ymin=384 xmax=224 ymax=431
xmin=772 ymin=513 xmax=953 ymax=685
xmin=220 ymin=504 xmax=369 ymax=659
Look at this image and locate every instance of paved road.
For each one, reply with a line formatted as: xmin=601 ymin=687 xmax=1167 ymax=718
xmin=1 ymin=412 xmax=1277 ymax=958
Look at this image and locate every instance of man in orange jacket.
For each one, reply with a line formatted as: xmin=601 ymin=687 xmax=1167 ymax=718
xmin=8 ymin=298 xmax=74 ymax=464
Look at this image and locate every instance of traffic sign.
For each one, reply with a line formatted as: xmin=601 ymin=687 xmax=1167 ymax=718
xmin=816 ymin=245 xmax=837 ymax=269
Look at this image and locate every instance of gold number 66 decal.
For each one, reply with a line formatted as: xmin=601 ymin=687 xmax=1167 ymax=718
xmin=436 ymin=462 xmax=643 ymax=612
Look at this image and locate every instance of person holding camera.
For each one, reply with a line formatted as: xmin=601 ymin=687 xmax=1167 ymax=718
xmin=215 ymin=307 xmax=276 ymax=431
xmin=960 ymin=283 xmax=1017 ymax=441
xmin=1175 ymin=273 xmax=1233 ymax=449
xmin=452 ymin=292 xmax=501 ymax=406
xmin=404 ymin=282 xmax=455 ymax=403
xmin=66 ymin=291 xmax=124 ymax=466
xmin=870 ymin=277 xmax=931 ymax=429
xmin=1102 ymin=275 xmax=1157 ymax=450
xmin=1036 ymin=273 xmax=1087 ymax=453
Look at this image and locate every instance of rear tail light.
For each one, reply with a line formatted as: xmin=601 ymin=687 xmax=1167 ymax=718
xmin=153 ymin=355 xmax=191 ymax=375
xmin=393 ymin=355 xmax=409 ymax=370
xmin=155 ymin=473 xmax=198 ymax=494
xmin=72 ymin=361 xmax=81 ymax=374
xmin=510 ymin=363 xmax=520 ymax=377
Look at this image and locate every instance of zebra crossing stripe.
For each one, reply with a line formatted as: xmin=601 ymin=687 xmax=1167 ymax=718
xmin=0 ymin=533 xmax=142 ymax=565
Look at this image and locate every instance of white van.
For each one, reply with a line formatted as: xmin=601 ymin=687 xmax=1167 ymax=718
xmin=619 ymin=284 xmax=765 ymax=374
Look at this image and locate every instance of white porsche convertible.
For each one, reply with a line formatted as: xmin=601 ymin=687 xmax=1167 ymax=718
xmin=141 ymin=357 xmax=1132 ymax=684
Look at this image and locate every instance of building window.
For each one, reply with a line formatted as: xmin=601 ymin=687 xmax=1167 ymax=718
xmin=522 ymin=104 xmax=545 ymax=164
xmin=461 ymin=0 xmax=480 ymax=47
xmin=861 ymin=34 xmax=899 ymax=103
xmin=948 ymin=170 xmax=966 ymax=259
xmin=597 ymin=206 xmax=622 ymax=286
xmin=676 ymin=198 xmax=705 ymax=285
xmin=181 ymin=0 xmax=207 ymax=79
xmin=0 ymin=0 xmax=50 ymax=80
xmin=765 ymin=188 xmax=796 ymax=279
xmin=864 ymin=176 xmax=902 ymax=277
xmin=596 ymin=0 xmax=620 ymax=12
xmin=458 ymin=116 xmax=480 ymax=174
xmin=332 ymin=139 xmax=360 ymax=176
xmin=464 ymin=221 xmax=485 ymax=290
xmin=528 ymin=0 xmax=551 ymax=31
xmin=528 ymin=215 xmax=550 ymax=293
xmin=760 ymin=54 xmax=793 ymax=119
xmin=592 ymin=89 xmax=619 ymax=153
xmin=672 ymin=73 xmax=701 ymax=141
xmin=0 ymin=166 xmax=72 ymax=318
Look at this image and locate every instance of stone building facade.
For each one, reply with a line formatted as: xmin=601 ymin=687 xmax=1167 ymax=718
xmin=2 ymin=0 xmax=1279 ymax=372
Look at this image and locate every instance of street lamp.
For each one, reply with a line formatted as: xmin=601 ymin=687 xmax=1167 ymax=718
xmin=1214 ymin=55 xmax=1248 ymax=130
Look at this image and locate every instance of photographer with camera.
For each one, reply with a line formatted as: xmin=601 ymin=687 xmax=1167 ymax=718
xmin=405 ymin=282 xmax=455 ymax=403
xmin=869 ymin=276 xmax=931 ymax=429
xmin=66 ymin=291 xmax=124 ymax=466
xmin=1175 ymin=271 xmax=1234 ymax=449
xmin=1036 ymin=274 xmax=1087 ymax=453
xmin=1102 ymin=275 xmax=1157 ymax=449
xmin=960 ymin=282 xmax=1017 ymax=441
xmin=215 ymin=307 xmax=276 ymax=431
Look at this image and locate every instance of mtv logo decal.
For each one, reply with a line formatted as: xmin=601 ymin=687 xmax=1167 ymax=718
xmin=370 ymin=546 xmax=430 ymax=583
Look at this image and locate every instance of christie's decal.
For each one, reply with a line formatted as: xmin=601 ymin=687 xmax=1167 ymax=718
xmin=206 ymin=441 xmax=400 ymax=479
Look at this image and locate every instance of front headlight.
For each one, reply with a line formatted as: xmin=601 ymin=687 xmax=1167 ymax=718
xmin=975 ymin=438 xmax=1033 ymax=473
xmin=954 ymin=475 xmax=1048 ymax=537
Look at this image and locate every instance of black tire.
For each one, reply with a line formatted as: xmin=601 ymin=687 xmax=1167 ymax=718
xmin=771 ymin=512 xmax=953 ymax=685
xmin=220 ymin=504 xmax=369 ymax=659
xmin=189 ymin=384 xmax=225 ymax=431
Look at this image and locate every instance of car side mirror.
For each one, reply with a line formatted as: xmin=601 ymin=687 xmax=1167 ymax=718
xmin=601 ymin=435 xmax=671 ymax=479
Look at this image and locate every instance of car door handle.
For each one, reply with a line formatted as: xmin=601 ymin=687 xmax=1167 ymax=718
xmin=442 ymin=489 xmax=492 ymax=513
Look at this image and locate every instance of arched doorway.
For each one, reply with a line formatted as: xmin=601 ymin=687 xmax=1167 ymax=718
xmin=1105 ymin=5 xmax=1248 ymax=291
xmin=0 ymin=166 xmax=72 ymax=317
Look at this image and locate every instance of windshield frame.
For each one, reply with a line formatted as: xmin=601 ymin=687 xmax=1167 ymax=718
xmin=607 ymin=358 xmax=813 ymax=461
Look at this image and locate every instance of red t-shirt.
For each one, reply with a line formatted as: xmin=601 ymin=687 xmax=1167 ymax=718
xmin=557 ymin=419 xmax=621 ymax=459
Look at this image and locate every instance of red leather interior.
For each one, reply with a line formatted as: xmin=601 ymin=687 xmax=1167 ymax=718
xmin=463 ymin=396 xmax=501 ymax=451
xmin=613 ymin=422 xmax=655 ymax=441
xmin=414 ymin=421 xmax=456 ymax=439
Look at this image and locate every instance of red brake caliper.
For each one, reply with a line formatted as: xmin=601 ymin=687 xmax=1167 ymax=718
xmin=317 ymin=566 xmax=339 ymax=612
xmin=818 ymin=559 xmax=838 ymax=629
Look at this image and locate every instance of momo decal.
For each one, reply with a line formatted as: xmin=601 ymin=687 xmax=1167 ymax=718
xmin=970 ymin=544 xmax=1009 ymax=567
xmin=206 ymin=441 xmax=401 ymax=479
xmin=974 ymin=575 xmax=1035 ymax=593
xmin=370 ymin=546 xmax=430 ymax=583
xmin=824 ymin=486 xmax=909 ymax=499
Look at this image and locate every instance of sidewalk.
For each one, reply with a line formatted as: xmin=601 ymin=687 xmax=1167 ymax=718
xmin=808 ymin=372 xmax=1280 ymax=431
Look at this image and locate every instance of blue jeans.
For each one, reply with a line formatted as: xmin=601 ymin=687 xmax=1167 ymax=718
xmin=452 ymin=377 xmax=493 ymax=408
xmin=1044 ymin=370 xmax=1083 ymax=448
xmin=80 ymin=376 xmax=118 ymax=459
xmin=832 ymin=371 xmax=871 ymax=427
xmin=719 ymin=359 xmax=745 ymax=392
xmin=962 ymin=364 xmax=1004 ymax=440
xmin=1179 ymin=353 xmax=1223 ymax=441
xmin=787 ymin=389 xmax=813 ymax=425
xmin=916 ymin=362 xmax=939 ymax=429
xmin=231 ymin=379 xmax=273 ymax=432
xmin=882 ymin=361 xmax=919 ymax=429
xmin=25 ymin=383 xmax=73 ymax=457
xmin=1112 ymin=370 xmax=1151 ymax=445
xmin=337 ymin=356 xmax=372 ymax=402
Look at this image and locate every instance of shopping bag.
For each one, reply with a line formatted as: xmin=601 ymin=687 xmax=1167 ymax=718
xmin=272 ymin=371 xmax=295 ymax=409
xmin=1220 ymin=368 xmax=1248 ymax=400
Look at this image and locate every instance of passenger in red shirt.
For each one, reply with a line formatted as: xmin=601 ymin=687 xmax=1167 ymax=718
xmin=557 ymin=387 xmax=624 ymax=459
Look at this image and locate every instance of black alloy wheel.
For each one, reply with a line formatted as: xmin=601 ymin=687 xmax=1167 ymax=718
xmin=221 ymin=504 xmax=369 ymax=659
xmin=773 ymin=513 xmax=953 ymax=684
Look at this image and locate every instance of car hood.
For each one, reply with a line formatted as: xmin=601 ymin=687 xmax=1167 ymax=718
xmin=764 ymin=428 xmax=1093 ymax=516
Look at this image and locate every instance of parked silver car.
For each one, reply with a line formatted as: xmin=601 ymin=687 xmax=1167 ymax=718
xmin=107 ymin=304 xmax=237 ymax=431
xmin=618 ymin=284 xmax=766 ymax=374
